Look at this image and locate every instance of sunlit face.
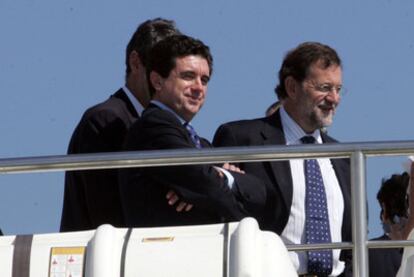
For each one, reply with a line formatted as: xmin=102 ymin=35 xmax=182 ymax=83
xmin=289 ymin=61 xmax=342 ymax=133
xmin=152 ymin=55 xmax=210 ymax=122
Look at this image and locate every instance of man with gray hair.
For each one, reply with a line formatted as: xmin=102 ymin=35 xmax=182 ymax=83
xmin=214 ymin=42 xmax=351 ymax=276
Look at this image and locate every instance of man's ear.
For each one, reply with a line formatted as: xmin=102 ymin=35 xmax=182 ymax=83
xmin=381 ymin=204 xmax=390 ymax=222
xmin=285 ymin=76 xmax=298 ymax=100
xmin=129 ymin=50 xmax=141 ymax=73
xmin=150 ymin=71 xmax=163 ymax=92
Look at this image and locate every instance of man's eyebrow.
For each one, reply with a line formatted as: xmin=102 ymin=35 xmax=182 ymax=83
xmin=179 ymin=70 xmax=196 ymax=76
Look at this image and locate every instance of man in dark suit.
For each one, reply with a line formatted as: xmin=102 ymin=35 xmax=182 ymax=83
xmin=119 ymin=35 xmax=266 ymax=227
xmin=213 ymin=42 xmax=351 ymax=276
xmin=60 ymin=18 xmax=181 ymax=232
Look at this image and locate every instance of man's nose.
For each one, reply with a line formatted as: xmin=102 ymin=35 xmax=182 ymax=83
xmin=191 ymin=78 xmax=204 ymax=92
xmin=326 ymin=90 xmax=340 ymax=104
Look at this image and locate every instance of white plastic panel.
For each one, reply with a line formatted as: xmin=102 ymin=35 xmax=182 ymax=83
xmin=0 ymin=218 xmax=296 ymax=277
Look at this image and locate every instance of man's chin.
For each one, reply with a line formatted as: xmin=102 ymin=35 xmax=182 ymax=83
xmin=188 ymin=104 xmax=202 ymax=114
xmin=183 ymin=109 xmax=199 ymax=121
xmin=320 ymin=118 xmax=333 ymax=128
xmin=314 ymin=114 xmax=333 ymax=129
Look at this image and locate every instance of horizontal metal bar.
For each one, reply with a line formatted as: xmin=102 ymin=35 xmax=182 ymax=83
xmin=286 ymin=240 xmax=414 ymax=252
xmin=286 ymin=242 xmax=353 ymax=251
xmin=367 ymin=239 xmax=414 ymax=249
xmin=1 ymin=140 xmax=414 ymax=174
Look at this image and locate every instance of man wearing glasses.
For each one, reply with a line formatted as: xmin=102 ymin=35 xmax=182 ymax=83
xmin=213 ymin=42 xmax=351 ymax=276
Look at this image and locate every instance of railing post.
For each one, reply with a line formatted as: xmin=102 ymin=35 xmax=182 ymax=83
xmin=351 ymin=151 xmax=368 ymax=277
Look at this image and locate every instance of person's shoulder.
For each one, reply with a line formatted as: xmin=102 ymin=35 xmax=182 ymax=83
xmin=218 ymin=116 xmax=270 ymax=130
xmin=140 ymin=104 xmax=182 ymax=129
xmin=214 ymin=116 xmax=273 ymax=146
xmin=82 ymin=89 xmax=129 ymax=120
xmin=69 ymin=89 xmax=131 ymax=141
xmin=370 ymin=234 xmax=389 ymax=241
xmin=142 ymin=104 xmax=166 ymax=121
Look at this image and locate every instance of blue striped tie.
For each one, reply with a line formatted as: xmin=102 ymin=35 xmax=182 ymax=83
xmin=184 ymin=123 xmax=202 ymax=149
xmin=302 ymin=136 xmax=333 ymax=276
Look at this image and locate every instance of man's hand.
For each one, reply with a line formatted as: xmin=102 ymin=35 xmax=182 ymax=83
xmin=166 ymin=190 xmax=193 ymax=212
xmin=222 ymin=162 xmax=245 ymax=174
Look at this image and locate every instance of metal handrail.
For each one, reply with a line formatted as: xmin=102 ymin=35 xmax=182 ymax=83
xmin=2 ymin=140 xmax=414 ymax=277
xmin=1 ymin=140 xmax=414 ymax=173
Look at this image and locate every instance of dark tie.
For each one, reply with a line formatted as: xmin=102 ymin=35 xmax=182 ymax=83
xmin=184 ymin=123 xmax=202 ymax=149
xmin=301 ymin=136 xmax=333 ymax=276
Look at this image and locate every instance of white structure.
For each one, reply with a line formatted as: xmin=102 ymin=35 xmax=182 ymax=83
xmin=0 ymin=217 xmax=296 ymax=277
xmin=397 ymin=229 xmax=414 ymax=277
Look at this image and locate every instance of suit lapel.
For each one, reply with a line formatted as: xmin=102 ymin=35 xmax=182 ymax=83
xmin=261 ymin=112 xmax=293 ymax=210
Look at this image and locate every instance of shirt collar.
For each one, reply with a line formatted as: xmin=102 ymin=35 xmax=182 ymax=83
xmin=150 ymin=100 xmax=187 ymax=125
xmin=123 ymin=86 xmax=145 ymax=116
xmin=279 ymin=105 xmax=322 ymax=145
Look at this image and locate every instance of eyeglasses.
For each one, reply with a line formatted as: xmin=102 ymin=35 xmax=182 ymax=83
xmin=309 ymin=83 xmax=347 ymax=96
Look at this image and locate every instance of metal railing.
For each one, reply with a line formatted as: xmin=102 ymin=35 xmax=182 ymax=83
xmin=2 ymin=140 xmax=414 ymax=277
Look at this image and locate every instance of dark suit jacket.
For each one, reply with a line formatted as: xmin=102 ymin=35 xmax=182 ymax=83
xmin=213 ymin=110 xmax=352 ymax=276
xmin=60 ymin=88 xmax=139 ymax=231
xmin=119 ymin=104 xmax=266 ymax=227
xmin=369 ymin=234 xmax=402 ymax=277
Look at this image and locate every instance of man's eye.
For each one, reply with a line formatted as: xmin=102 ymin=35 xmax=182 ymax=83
xmin=201 ymin=77 xmax=210 ymax=85
xmin=319 ymin=84 xmax=332 ymax=92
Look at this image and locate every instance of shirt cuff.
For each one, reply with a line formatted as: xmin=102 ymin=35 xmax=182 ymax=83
xmin=213 ymin=166 xmax=234 ymax=189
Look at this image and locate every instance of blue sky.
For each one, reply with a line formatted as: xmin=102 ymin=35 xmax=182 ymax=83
xmin=1 ymin=0 xmax=413 ymax=238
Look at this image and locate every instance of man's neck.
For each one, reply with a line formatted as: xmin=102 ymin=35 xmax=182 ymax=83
xmin=282 ymin=104 xmax=315 ymax=134
xmin=122 ymin=86 xmax=145 ymax=116
xmin=125 ymin=81 xmax=149 ymax=108
xmin=150 ymin=100 xmax=187 ymax=124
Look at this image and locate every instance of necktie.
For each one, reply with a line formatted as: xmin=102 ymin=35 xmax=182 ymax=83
xmin=184 ymin=123 xmax=202 ymax=149
xmin=301 ymin=136 xmax=333 ymax=276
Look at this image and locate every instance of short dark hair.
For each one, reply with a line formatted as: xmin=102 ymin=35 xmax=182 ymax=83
xmin=147 ymin=34 xmax=213 ymax=97
xmin=275 ymin=42 xmax=342 ymax=99
xmin=377 ymin=172 xmax=410 ymax=222
xmin=125 ymin=18 xmax=180 ymax=77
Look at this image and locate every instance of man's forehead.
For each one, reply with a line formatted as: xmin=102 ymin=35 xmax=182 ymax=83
xmin=173 ymin=55 xmax=211 ymax=74
xmin=175 ymin=55 xmax=208 ymax=65
xmin=306 ymin=61 xmax=342 ymax=79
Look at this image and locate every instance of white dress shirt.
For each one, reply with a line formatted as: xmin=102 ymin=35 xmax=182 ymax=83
xmin=279 ymin=106 xmax=345 ymax=276
xmin=123 ymin=86 xmax=144 ymax=116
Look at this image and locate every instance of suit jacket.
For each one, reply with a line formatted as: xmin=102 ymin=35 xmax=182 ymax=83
xmin=60 ymin=88 xmax=139 ymax=232
xmin=213 ymin=110 xmax=352 ymax=276
xmin=369 ymin=234 xmax=402 ymax=277
xmin=118 ymin=104 xmax=267 ymax=227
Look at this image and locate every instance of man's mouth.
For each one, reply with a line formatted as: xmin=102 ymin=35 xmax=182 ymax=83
xmin=187 ymin=93 xmax=202 ymax=103
xmin=319 ymin=103 xmax=336 ymax=111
